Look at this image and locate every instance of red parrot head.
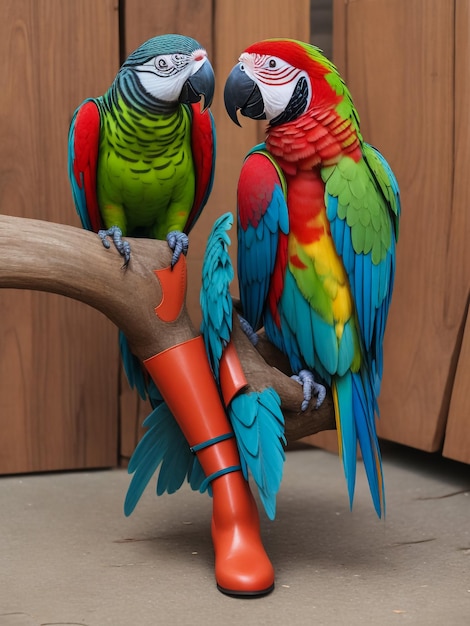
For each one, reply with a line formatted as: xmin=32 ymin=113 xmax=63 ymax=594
xmin=224 ymin=38 xmax=343 ymax=127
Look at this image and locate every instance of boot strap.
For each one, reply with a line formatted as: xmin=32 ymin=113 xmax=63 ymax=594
xmin=200 ymin=465 xmax=242 ymax=493
xmin=190 ymin=433 xmax=242 ymax=491
xmin=190 ymin=432 xmax=235 ymax=453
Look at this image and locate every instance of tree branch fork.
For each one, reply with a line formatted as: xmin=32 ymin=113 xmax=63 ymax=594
xmin=0 ymin=214 xmax=335 ymax=441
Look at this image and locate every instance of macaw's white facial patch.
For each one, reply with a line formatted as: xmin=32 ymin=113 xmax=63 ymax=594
xmin=239 ymin=52 xmax=311 ymax=121
xmin=135 ymin=51 xmax=207 ymax=102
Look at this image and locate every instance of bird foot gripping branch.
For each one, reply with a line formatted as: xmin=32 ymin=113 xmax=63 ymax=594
xmin=238 ymin=315 xmax=326 ymax=411
xmin=98 ymin=226 xmax=131 ymax=267
xmin=292 ymin=369 xmax=327 ymax=411
xmin=166 ymin=230 xmax=189 ymax=268
xmin=95 ymin=227 xmax=189 ymax=271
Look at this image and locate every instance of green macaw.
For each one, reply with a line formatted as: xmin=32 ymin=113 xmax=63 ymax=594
xmin=68 ymin=33 xmax=215 ymax=401
xmin=68 ymin=33 xmax=215 ymax=267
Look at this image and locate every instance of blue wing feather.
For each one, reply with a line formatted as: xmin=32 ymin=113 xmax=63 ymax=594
xmin=237 ymin=150 xmax=288 ymax=332
xmin=229 ymin=389 xmax=286 ymax=521
xmin=200 ymin=213 xmax=234 ymax=378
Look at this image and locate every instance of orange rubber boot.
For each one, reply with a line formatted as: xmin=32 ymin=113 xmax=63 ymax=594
xmin=144 ymin=335 xmax=275 ymax=596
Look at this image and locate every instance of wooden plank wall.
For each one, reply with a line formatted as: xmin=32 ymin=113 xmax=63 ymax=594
xmin=0 ymin=0 xmax=120 ymax=473
xmin=442 ymin=0 xmax=470 ymax=464
xmin=443 ymin=304 xmax=470 ymax=463
xmin=2 ymin=0 xmax=467 ymax=473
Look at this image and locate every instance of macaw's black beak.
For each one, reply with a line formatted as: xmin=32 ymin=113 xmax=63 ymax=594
xmin=223 ymin=63 xmax=266 ymax=127
xmin=179 ymin=59 xmax=215 ymax=112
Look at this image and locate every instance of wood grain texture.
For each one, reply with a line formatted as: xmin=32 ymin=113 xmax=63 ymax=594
xmin=0 ymin=0 xmax=120 ymax=473
xmin=332 ymin=0 xmax=346 ymax=73
xmin=443 ymin=302 xmax=470 ymax=463
xmin=335 ymin=0 xmax=459 ymax=452
xmin=124 ymin=0 xmax=213 ymax=58
xmin=442 ymin=0 xmax=470 ymax=463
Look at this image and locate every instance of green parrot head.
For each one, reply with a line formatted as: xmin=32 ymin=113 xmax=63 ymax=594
xmin=119 ymin=34 xmax=214 ymax=111
xmin=224 ymin=38 xmax=357 ymax=129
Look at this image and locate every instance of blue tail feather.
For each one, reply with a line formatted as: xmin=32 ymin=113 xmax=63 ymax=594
xmin=124 ymin=400 xmax=207 ymax=516
xmin=119 ymin=330 xmax=148 ymax=401
xmin=333 ymin=373 xmax=357 ymax=509
xmin=351 ymin=371 xmax=385 ymax=517
xmin=335 ymin=368 xmax=385 ymax=517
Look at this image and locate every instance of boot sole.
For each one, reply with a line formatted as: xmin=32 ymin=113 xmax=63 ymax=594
xmin=217 ymin=582 xmax=275 ymax=598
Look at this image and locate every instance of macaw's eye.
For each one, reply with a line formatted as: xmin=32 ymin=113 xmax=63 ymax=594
xmin=152 ymin=55 xmax=179 ymax=75
xmin=269 ymin=59 xmax=276 ymax=68
xmin=172 ymin=54 xmax=185 ymax=66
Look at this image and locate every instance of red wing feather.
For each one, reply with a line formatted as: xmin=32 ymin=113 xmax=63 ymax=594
xmin=185 ymin=103 xmax=215 ymax=233
xmin=71 ymin=100 xmax=102 ymax=232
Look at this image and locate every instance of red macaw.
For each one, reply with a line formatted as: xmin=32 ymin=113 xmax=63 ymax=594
xmin=224 ymin=38 xmax=400 ymax=517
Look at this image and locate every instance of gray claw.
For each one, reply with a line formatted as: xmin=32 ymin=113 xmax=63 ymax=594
xmin=166 ymin=231 xmax=189 ymax=267
xmin=291 ymin=369 xmax=327 ymax=411
xmin=98 ymin=226 xmax=131 ymax=268
xmin=238 ymin=315 xmax=259 ymax=346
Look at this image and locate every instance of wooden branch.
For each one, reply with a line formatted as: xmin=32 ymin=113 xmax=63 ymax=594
xmin=0 ymin=214 xmax=335 ymax=441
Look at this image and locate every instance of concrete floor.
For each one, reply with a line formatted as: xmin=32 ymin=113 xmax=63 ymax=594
xmin=0 ymin=443 xmax=469 ymax=626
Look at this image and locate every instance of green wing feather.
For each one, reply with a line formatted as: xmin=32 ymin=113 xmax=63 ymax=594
xmin=320 ymin=144 xmax=399 ymax=516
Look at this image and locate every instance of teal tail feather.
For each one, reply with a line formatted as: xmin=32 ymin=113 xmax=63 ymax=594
xmin=119 ymin=330 xmax=148 ymax=401
xmin=334 ymin=370 xmax=385 ymax=517
xmin=124 ymin=392 xmax=206 ymax=517
xmin=122 ymin=340 xmax=206 ymax=515
xmin=352 ymin=370 xmax=385 ymax=517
